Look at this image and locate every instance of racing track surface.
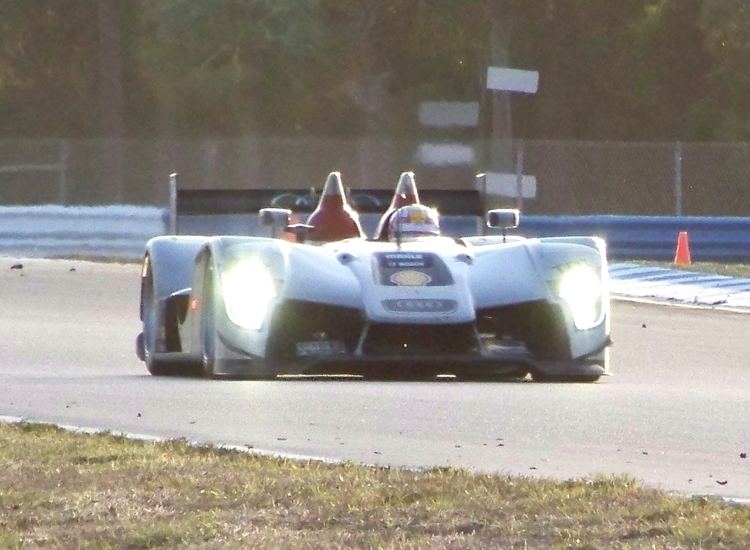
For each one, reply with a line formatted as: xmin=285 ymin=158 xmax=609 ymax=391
xmin=3 ymin=258 xmax=750 ymax=500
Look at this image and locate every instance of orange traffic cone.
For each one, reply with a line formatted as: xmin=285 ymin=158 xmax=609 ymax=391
xmin=674 ymin=231 xmax=691 ymax=266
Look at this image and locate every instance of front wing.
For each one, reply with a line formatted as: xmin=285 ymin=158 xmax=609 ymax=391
xmin=203 ymin=295 xmax=610 ymax=381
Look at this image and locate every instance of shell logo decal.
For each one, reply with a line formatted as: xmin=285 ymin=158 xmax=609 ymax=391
xmin=407 ymin=208 xmax=427 ymax=224
xmin=390 ymin=270 xmax=431 ymax=286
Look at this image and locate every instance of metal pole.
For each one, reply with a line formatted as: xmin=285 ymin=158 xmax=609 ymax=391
xmin=202 ymin=139 xmax=218 ymax=185
xmin=674 ymin=141 xmax=683 ymax=216
xmin=475 ymin=173 xmax=487 ymax=235
xmin=169 ymin=173 xmax=178 ymax=235
xmin=487 ymin=3 xmax=514 ymax=207
xmin=58 ymin=139 xmax=70 ymax=205
xmin=515 ymin=140 xmax=524 ymax=211
xmin=97 ymin=0 xmax=125 ymax=203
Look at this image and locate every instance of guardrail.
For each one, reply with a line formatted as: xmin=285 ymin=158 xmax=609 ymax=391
xmin=0 ymin=205 xmax=165 ymax=260
xmin=0 ymin=206 xmax=748 ymax=262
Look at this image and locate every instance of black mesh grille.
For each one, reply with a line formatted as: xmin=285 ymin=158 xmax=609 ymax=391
xmin=477 ymin=301 xmax=570 ymax=360
xmin=362 ymin=323 xmax=478 ymax=355
xmin=266 ymin=300 xmax=364 ymax=359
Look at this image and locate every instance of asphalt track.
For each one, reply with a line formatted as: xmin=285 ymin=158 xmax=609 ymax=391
xmin=2 ymin=258 xmax=750 ymax=501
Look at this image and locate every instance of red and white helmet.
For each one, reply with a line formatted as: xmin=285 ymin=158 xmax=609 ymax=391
xmin=388 ymin=204 xmax=440 ymax=240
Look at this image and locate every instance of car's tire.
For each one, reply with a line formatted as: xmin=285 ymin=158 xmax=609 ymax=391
xmin=532 ymin=345 xmax=609 ymax=383
xmin=457 ymin=372 xmax=529 ymax=382
xmin=455 ymin=365 xmax=528 ymax=382
xmin=141 ymin=258 xmax=177 ymax=376
xmin=530 ymin=360 xmax=605 ymax=383
xmin=531 ymin=372 xmax=601 ymax=383
xmin=201 ymin=262 xmax=218 ymax=379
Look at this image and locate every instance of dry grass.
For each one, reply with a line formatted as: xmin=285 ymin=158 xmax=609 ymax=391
xmin=1 ymin=422 xmax=749 ymax=549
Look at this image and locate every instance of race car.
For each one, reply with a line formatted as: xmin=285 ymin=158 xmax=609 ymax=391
xmin=136 ymin=171 xmax=610 ymax=382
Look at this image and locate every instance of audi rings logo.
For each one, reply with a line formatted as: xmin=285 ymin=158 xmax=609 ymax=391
xmin=382 ymin=299 xmax=457 ymax=313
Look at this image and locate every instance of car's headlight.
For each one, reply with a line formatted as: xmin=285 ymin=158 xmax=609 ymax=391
xmin=221 ymin=260 xmax=277 ymax=330
xmin=556 ymin=264 xmax=603 ymax=330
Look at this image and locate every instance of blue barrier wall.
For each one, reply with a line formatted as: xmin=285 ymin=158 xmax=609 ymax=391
xmin=518 ymin=216 xmax=750 ymax=262
xmin=1 ymin=206 xmax=747 ymax=263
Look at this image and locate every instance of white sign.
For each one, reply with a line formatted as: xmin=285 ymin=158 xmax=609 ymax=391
xmin=480 ymin=172 xmax=537 ymax=199
xmin=415 ymin=143 xmax=475 ymax=166
xmin=486 ymin=67 xmax=539 ymax=94
xmin=418 ymin=101 xmax=479 ymax=128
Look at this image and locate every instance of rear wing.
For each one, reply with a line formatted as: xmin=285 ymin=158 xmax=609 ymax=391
xmin=168 ymin=173 xmax=484 ymax=236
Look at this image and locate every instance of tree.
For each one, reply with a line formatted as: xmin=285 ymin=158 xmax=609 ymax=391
xmin=696 ymin=0 xmax=750 ymax=139
xmin=1 ymin=0 xmax=749 ymax=141
xmin=137 ymin=0 xmax=342 ymax=135
xmin=0 ymin=0 xmax=100 ymax=136
xmin=136 ymin=0 xmax=491 ymax=137
xmin=628 ymin=0 xmax=711 ymax=140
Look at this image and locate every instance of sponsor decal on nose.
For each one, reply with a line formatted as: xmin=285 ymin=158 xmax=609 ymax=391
xmin=390 ymin=270 xmax=431 ymax=286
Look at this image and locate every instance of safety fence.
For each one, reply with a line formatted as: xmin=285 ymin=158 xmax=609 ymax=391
xmin=1 ymin=138 xmax=750 ymax=217
xmin=0 ymin=205 xmax=165 ymax=260
xmin=1 ymin=205 xmax=749 ymax=262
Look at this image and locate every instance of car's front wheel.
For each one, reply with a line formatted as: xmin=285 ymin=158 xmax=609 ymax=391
xmin=201 ymin=263 xmax=218 ymax=379
xmin=141 ymin=258 xmax=177 ymax=376
xmin=531 ymin=372 xmax=602 ymax=383
xmin=530 ymin=354 xmax=608 ymax=383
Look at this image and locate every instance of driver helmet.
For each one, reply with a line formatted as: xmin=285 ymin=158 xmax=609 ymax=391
xmin=388 ymin=204 xmax=440 ymax=241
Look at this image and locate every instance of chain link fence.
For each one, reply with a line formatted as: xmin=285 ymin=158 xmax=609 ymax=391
xmin=0 ymin=138 xmax=748 ymax=216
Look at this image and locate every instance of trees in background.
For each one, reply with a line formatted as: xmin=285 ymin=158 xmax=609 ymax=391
xmin=0 ymin=0 xmax=100 ymax=136
xmin=0 ymin=0 xmax=747 ymax=141
xmin=697 ymin=0 xmax=750 ymax=139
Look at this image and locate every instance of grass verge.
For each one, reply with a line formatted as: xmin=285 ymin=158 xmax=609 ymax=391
xmin=1 ymin=423 xmax=749 ymax=548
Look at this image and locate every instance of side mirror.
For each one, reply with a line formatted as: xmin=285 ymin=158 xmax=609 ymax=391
xmin=259 ymin=207 xmax=292 ymax=227
xmin=284 ymin=223 xmax=314 ymax=244
xmin=259 ymin=207 xmax=292 ymax=239
xmin=486 ymin=208 xmax=520 ymax=230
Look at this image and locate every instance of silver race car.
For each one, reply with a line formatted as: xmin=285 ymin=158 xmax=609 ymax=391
xmin=136 ymin=171 xmax=610 ymax=382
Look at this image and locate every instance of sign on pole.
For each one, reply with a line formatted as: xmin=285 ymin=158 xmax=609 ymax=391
xmin=480 ymin=172 xmax=537 ymax=199
xmin=486 ymin=67 xmax=539 ymax=94
xmin=418 ymin=101 xmax=480 ymax=128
